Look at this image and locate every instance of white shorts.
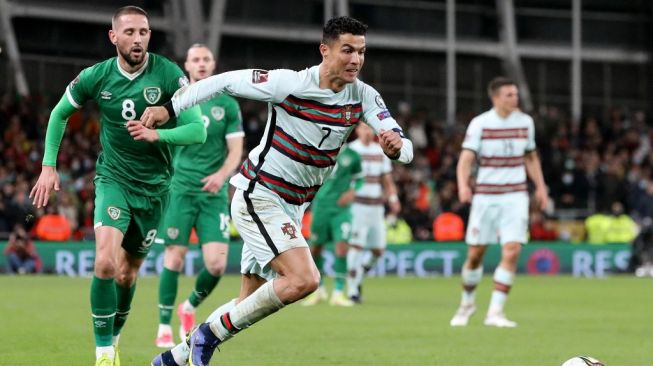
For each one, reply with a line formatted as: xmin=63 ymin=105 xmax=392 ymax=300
xmin=231 ymin=186 xmax=308 ymax=280
xmin=350 ymin=203 xmax=386 ymax=249
xmin=465 ymin=193 xmax=528 ymax=245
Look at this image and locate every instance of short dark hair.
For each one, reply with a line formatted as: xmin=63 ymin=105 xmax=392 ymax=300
xmin=487 ymin=77 xmax=516 ymax=98
xmin=322 ymin=16 xmax=368 ymax=45
xmin=112 ymin=5 xmax=149 ymax=26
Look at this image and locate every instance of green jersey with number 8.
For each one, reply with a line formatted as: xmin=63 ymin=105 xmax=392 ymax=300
xmin=66 ymin=53 xmax=201 ymax=195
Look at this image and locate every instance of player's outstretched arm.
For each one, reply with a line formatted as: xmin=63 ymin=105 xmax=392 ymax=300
xmin=130 ymin=106 xmax=207 ymax=145
xmin=141 ymin=69 xmax=301 ymax=128
xmin=30 ymin=95 xmax=76 ymax=208
xmin=361 ymin=86 xmax=413 ymax=164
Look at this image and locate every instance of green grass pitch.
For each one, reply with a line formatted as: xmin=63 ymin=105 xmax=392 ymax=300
xmin=0 ymin=275 xmax=650 ymax=365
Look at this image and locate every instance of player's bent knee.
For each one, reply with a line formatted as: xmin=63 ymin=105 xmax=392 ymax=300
xmin=164 ymin=246 xmax=187 ymax=271
xmin=206 ymin=260 xmax=226 ymax=276
xmin=287 ymin=272 xmax=320 ymax=300
xmin=94 ymin=257 xmax=116 ymax=278
xmin=114 ymin=270 xmax=137 ymax=286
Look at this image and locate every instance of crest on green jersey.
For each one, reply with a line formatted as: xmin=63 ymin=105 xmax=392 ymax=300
xmin=143 ymin=87 xmax=162 ymax=104
xmin=167 ymin=227 xmax=179 ymax=240
xmin=107 ymin=207 xmax=121 ymax=220
xmin=211 ymin=106 xmax=225 ymax=121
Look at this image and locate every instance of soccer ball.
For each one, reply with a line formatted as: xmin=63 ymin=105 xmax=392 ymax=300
xmin=561 ymin=356 xmax=604 ymax=366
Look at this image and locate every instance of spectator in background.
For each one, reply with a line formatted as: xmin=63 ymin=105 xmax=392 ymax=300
xmin=34 ymin=204 xmax=72 ymax=241
xmin=4 ymin=225 xmax=41 ymax=274
xmin=58 ymin=190 xmax=79 ymax=232
xmin=529 ymin=210 xmax=558 ymax=241
xmin=585 ymin=210 xmax=610 ymax=244
xmin=76 ymin=200 xmax=96 ymax=241
xmin=630 ymin=218 xmax=653 ymax=277
xmin=386 ymin=215 xmax=413 ymax=244
xmin=604 ymin=202 xmax=637 ymax=244
xmin=634 ymin=181 xmax=653 ymax=221
xmin=433 ymin=212 xmax=464 ymax=241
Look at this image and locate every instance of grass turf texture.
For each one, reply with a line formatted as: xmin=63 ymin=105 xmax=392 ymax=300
xmin=0 ymin=275 xmax=649 ymax=365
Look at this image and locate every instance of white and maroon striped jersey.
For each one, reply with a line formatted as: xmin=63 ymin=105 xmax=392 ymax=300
xmin=170 ymin=66 xmax=413 ymax=207
xmin=462 ymin=108 xmax=535 ymax=195
xmin=349 ymin=139 xmax=392 ymax=205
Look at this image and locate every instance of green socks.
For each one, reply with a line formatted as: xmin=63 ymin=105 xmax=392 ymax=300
xmin=158 ymin=267 xmax=180 ymax=324
xmin=90 ymin=276 xmax=116 ymax=347
xmin=333 ymin=254 xmax=347 ymax=291
xmin=113 ymin=282 xmax=136 ymax=336
xmin=189 ymin=268 xmax=221 ymax=307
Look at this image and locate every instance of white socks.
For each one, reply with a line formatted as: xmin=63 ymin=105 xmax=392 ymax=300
xmin=209 ymin=280 xmax=284 ymax=342
xmin=461 ymin=266 xmax=483 ymax=305
xmin=206 ymin=298 xmax=237 ymax=323
xmin=181 ymin=299 xmax=196 ymax=313
xmin=157 ymin=324 xmax=172 ymax=336
xmin=489 ymin=266 xmax=515 ymax=314
xmin=347 ymin=248 xmax=364 ymax=297
xmin=96 ymin=346 xmax=114 ymax=361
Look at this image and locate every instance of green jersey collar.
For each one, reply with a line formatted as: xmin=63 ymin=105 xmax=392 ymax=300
xmin=115 ymin=53 xmax=150 ymax=81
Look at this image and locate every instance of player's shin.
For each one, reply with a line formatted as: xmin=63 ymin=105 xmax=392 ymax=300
xmin=208 ymin=280 xmax=284 ymax=342
xmin=188 ymin=268 xmax=221 ymax=308
xmin=333 ymin=254 xmax=347 ymax=292
xmin=346 ymin=248 xmax=364 ymax=298
xmin=158 ymin=268 xmax=180 ymax=326
xmin=489 ymin=266 xmax=514 ymax=314
xmin=91 ymin=276 xmax=117 ymax=358
xmin=113 ymin=282 xmax=136 ymax=338
xmin=461 ymin=266 xmax=483 ymax=305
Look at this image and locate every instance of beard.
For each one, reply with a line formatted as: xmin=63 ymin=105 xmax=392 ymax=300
xmin=118 ymin=47 xmax=145 ymax=67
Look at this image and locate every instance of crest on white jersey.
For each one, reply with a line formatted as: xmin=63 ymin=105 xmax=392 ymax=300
xmin=343 ymin=105 xmax=353 ymax=122
xmin=211 ymin=106 xmax=225 ymax=121
xmin=143 ymin=87 xmax=162 ymax=104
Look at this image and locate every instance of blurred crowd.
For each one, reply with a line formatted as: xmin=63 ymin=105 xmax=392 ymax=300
xmin=1 ymin=94 xmax=653 ymax=248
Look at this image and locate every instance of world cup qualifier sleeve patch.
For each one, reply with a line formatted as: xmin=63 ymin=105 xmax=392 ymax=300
xmin=252 ymin=69 xmax=269 ymax=84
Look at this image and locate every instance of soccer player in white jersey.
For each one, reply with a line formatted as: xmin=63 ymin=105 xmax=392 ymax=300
xmin=142 ymin=16 xmax=413 ymax=366
xmin=450 ymin=77 xmax=547 ymax=328
xmin=346 ymin=122 xmax=400 ymax=303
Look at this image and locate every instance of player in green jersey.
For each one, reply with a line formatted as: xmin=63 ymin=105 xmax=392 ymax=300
xmin=155 ymin=44 xmax=244 ymax=348
xmin=302 ymin=146 xmax=363 ymax=307
xmin=29 ymin=6 xmax=206 ymax=366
